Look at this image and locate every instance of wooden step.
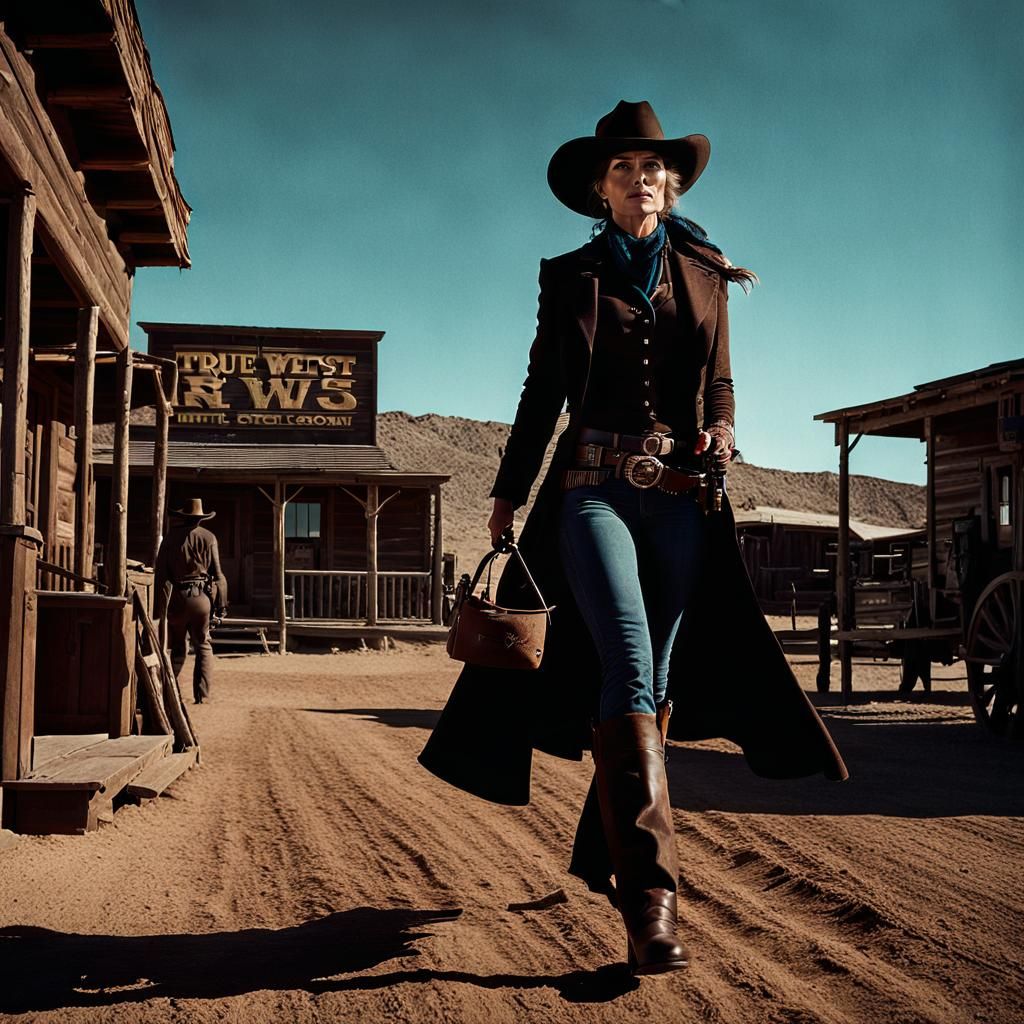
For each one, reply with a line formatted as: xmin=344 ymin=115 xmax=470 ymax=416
xmin=2 ymin=735 xmax=173 ymax=835
xmin=31 ymin=733 xmax=107 ymax=772
xmin=127 ymin=748 xmax=199 ymax=801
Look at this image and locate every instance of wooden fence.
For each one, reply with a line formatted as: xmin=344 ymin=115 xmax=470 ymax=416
xmin=285 ymin=569 xmax=433 ymax=622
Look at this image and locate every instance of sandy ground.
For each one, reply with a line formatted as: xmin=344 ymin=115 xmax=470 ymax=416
xmin=1 ymin=645 xmax=1023 ymax=1024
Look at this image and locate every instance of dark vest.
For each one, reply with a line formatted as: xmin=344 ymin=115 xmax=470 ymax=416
xmin=578 ymin=249 xmax=703 ymax=465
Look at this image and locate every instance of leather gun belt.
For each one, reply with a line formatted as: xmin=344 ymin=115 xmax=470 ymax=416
xmin=563 ymin=443 xmax=702 ymax=495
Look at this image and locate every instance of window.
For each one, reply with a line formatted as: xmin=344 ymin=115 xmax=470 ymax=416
xmin=285 ymin=502 xmax=321 ymax=539
xmin=998 ymin=470 xmax=1012 ymax=528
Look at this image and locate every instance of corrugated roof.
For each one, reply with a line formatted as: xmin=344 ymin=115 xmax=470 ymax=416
xmin=734 ymin=505 xmax=924 ymax=541
xmin=94 ymin=440 xmax=404 ymax=473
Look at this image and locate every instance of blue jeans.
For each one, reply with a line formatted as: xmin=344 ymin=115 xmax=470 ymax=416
xmin=558 ymin=478 xmax=705 ymax=722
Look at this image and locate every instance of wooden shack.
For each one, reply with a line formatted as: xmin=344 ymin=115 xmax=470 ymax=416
xmin=93 ymin=322 xmax=450 ymax=650
xmin=735 ymin=506 xmax=923 ymax=613
xmin=0 ymin=1 xmax=195 ymax=832
xmin=816 ymin=358 xmax=1024 ymax=717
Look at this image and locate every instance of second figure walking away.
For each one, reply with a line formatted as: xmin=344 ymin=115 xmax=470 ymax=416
xmin=155 ymin=498 xmax=229 ymax=704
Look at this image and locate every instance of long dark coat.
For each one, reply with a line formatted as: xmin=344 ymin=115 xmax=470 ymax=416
xmin=419 ymin=238 xmax=849 ymax=805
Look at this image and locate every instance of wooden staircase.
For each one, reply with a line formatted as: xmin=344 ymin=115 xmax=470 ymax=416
xmin=2 ymin=733 xmax=197 ymax=834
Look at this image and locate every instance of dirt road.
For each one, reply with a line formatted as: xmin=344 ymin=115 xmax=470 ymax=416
xmin=1 ymin=646 xmax=1022 ymax=1023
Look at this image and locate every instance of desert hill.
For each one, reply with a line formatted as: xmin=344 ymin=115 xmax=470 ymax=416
xmin=98 ymin=408 xmax=925 ymax=574
xmin=377 ymin=411 xmax=925 ymax=572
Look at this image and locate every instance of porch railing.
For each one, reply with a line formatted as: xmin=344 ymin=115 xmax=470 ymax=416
xmin=285 ymin=569 xmax=433 ymax=621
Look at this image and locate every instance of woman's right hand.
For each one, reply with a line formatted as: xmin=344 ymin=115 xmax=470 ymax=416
xmin=488 ymin=498 xmax=515 ymax=550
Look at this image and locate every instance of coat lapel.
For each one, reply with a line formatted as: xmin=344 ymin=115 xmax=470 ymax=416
xmin=572 ymin=240 xmax=603 ymax=354
xmin=575 ymin=271 xmax=598 ymax=353
xmin=670 ymin=249 xmax=719 ymax=336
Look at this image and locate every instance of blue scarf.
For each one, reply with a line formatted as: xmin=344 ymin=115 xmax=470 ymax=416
xmin=602 ymin=214 xmax=723 ymax=297
xmin=604 ymin=217 xmax=666 ymax=296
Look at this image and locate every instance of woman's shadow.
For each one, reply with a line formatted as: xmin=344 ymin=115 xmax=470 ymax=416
xmin=0 ymin=907 xmax=637 ymax=1013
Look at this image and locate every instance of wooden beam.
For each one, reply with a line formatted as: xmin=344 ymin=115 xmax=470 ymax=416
xmin=274 ymin=480 xmax=287 ymax=654
xmin=1016 ymin=454 xmax=1024 ymax=574
xmin=105 ymin=349 xmax=132 ymax=595
xmin=925 ymin=417 xmax=937 ymax=620
xmin=74 ymin=306 xmax=98 ymax=581
xmin=151 ymin=368 xmax=170 ymax=569
xmin=366 ymin=485 xmax=379 ymax=627
xmin=117 ymin=230 xmax=173 ymax=245
xmin=117 ymin=254 xmax=184 ymax=267
xmin=46 ymin=87 xmax=131 ymax=107
xmin=0 ymin=36 xmax=131 ymax=348
xmin=836 ymin=419 xmax=852 ymax=703
xmin=2 ymin=189 xmax=35 ymax=526
xmin=431 ymin=484 xmax=443 ymax=625
xmin=0 ymin=529 xmax=41 ymax=824
xmin=25 ymin=34 xmax=116 ymax=50
xmin=102 ymin=198 xmax=162 ymax=211
xmin=78 ymin=158 xmax=150 ymax=172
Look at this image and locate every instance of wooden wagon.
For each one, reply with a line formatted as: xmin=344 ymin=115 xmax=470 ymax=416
xmin=816 ymin=358 xmax=1024 ymax=735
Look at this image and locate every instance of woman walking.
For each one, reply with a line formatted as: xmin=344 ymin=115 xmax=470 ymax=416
xmin=420 ymin=100 xmax=847 ymax=976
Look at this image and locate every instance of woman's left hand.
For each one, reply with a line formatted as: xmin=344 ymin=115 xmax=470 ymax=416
xmin=694 ymin=428 xmax=732 ymax=467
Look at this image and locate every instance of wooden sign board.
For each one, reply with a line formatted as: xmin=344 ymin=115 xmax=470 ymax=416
xmin=142 ymin=324 xmax=381 ymax=445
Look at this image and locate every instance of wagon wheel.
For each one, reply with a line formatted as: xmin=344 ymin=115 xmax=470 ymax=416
xmin=964 ymin=571 xmax=1024 ymax=736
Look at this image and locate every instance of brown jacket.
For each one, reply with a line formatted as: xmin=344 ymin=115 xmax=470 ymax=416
xmin=155 ymin=523 xmax=228 ymax=617
xmin=490 ymin=237 xmax=733 ymax=507
xmin=419 ymin=239 xmax=848 ymax=805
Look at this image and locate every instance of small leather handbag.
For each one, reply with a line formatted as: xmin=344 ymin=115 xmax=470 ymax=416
xmin=446 ymin=542 xmax=554 ymax=670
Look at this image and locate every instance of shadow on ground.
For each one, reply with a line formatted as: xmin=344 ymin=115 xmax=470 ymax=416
xmin=0 ymin=907 xmax=637 ymax=1012
xmin=668 ymin=711 xmax=1024 ymax=817
xmin=302 ymin=707 xmax=441 ymax=729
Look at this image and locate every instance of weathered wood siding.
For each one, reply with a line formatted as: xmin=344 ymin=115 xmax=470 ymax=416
xmin=107 ymin=479 xmax=434 ymax=616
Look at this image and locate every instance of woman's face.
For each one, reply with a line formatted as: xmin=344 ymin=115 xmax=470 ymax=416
xmin=598 ymin=150 xmax=667 ymax=221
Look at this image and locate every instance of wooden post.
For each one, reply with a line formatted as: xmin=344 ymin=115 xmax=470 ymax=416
xmin=274 ymin=479 xmax=287 ymax=654
xmin=2 ymin=190 xmax=36 ymax=526
xmin=431 ymin=483 xmax=443 ymax=624
xmin=105 ymin=348 xmax=132 ymax=596
xmin=74 ymin=306 xmax=98 ymax=581
xmin=924 ymin=416 xmax=937 ymax=621
xmin=366 ymin=484 xmax=378 ymax=627
xmin=151 ymin=367 xmax=171 ymax=568
xmin=0 ymin=190 xmax=41 ymax=825
xmin=837 ymin=418 xmax=852 ymax=703
xmin=1015 ymin=455 xmax=1024 ymax=574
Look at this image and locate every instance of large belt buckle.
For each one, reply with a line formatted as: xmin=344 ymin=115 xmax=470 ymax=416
xmin=582 ymin=444 xmax=601 ymax=467
xmin=623 ymin=454 xmax=664 ymax=489
xmin=641 ymin=432 xmax=673 ymax=456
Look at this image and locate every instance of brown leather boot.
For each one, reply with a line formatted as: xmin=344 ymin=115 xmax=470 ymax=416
xmin=568 ymin=702 xmax=673 ymax=901
xmin=593 ymin=712 xmax=687 ymax=975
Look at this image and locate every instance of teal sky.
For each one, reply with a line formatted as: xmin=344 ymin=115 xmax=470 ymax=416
xmin=131 ymin=0 xmax=1022 ymax=485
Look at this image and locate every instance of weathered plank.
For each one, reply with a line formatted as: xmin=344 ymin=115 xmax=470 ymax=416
xmin=74 ymin=306 xmax=98 ymax=581
xmin=5 ymin=734 xmax=170 ymax=791
xmin=126 ymin=748 xmax=198 ymax=801
xmin=135 ymin=634 xmax=173 ymax=737
xmin=31 ymin=733 xmax=106 ymax=772
xmin=2 ymin=188 xmax=35 ymax=525
xmin=105 ymin=348 xmax=132 ymax=595
xmin=0 ymin=33 xmax=131 ymax=346
xmin=151 ymin=362 xmax=175 ymax=567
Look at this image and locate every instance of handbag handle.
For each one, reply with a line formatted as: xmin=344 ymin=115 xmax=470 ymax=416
xmin=467 ymin=543 xmax=553 ymax=623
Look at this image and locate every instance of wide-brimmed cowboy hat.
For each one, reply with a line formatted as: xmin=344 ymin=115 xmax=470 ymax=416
xmin=547 ymin=100 xmax=710 ymax=217
xmin=170 ymin=498 xmax=215 ymax=521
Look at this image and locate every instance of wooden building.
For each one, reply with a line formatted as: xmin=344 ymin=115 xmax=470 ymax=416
xmin=93 ymin=322 xmax=450 ymax=649
xmin=0 ymin=1 xmax=194 ymax=832
xmin=816 ymin=358 xmax=1024 ymax=724
xmin=735 ymin=506 xmax=923 ymax=614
